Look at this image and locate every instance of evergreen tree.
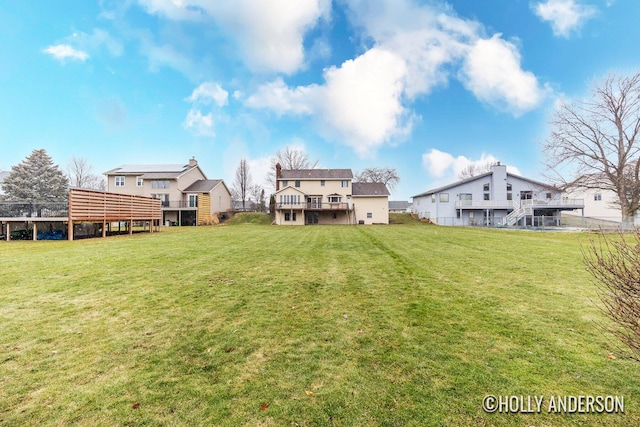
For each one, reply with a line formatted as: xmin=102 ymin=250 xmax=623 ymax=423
xmin=3 ymin=149 xmax=69 ymax=202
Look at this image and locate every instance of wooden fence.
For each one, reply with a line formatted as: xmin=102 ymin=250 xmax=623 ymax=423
xmin=68 ymin=189 xmax=162 ymax=240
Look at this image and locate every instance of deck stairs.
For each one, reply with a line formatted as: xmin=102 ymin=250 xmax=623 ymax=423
xmin=502 ymin=201 xmax=533 ymax=226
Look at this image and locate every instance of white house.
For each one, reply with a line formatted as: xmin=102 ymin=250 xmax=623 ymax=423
xmin=563 ymin=187 xmax=640 ymax=226
xmin=412 ymin=163 xmax=584 ymax=227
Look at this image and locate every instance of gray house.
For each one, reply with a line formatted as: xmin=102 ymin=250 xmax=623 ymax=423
xmin=412 ymin=163 xmax=584 ymax=227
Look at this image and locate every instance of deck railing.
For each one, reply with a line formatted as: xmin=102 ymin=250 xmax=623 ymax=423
xmin=0 ymin=202 xmax=69 ymax=218
xmin=455 ymin=198 xmax=584 ymax=209
xmin=277 ymin=202 xmax=350 ymax=210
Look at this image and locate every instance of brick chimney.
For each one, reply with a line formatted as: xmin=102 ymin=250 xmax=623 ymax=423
xmin=189 ymin=157 xmax=197 ymax=167
xmin=275 ymin=163 xmax=282 ymax=191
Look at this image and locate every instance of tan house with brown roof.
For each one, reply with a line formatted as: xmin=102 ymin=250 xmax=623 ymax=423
xmin=274 ymin=164 xmax=390 ymax=225
xmin=104 ymin=158 xmax=232 ymax=226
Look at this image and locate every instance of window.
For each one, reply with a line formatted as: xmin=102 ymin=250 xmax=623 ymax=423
xmin=151 ymin=180 xmax=170 ymax=189
xmin=188 ymin=194 xmax=198 ymax=208
xmin=594 ymin=193 xmax=602 ymax=201
xmin=152 ymin=194 xmax=169 ymax=207
xmin=506 ymin=183 xmax=512 ymax=191
xmin=280 ymin=194 xmax=300 ymax=205
xmin=282 ymin=180 xmax=288 ymax=187
xmin=328 ymin=195 xmax=342 ymax=203
xmin=483 ymin=183 xmax=490 ymax=191
xmin=439 ymin=193 xmax=449 ymax=203
xmin=367 ymin=212 xmax=373 ymax=219
xmin=469 ymin=211 xmax=475 ymax=219
xmin=321 ymin=180 xmax=325 ymax=187
xmin=341 ymin=180 xmax=349 ymax=188
xmin=431 ymin=194 xmax=435 ymax=203
xmin=507 ymin=193 xmax=513 ymax=201
xmin=284 ymin=212 xmax=297 ymax=221
xmin=546 ymin=192 xmax=552 ymax=199
xmin=115 ymin=176 xmax=125 ymax=187
xmin=295 ymin=180 xmax=301 ymax=188
xmin=136 ymin=177 xmax=144 ymax=187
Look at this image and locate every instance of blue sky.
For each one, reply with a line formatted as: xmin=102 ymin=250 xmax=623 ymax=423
xmin=1 ymin=0 xmax=637 ymax=201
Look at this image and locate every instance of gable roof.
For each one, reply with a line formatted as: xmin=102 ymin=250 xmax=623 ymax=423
xmin=183 ymin=179 xmax=224 ymax=193
xmin=104 ymin=162 xmax=205 ymax=180
xmin=280 ymin=168 xmax=353 ymax=180
xmin=389 ymin=201 xmax=411 ymax=210
xmin=352 ymin=182 xmax=390 ymax=197
xmin=274 ymin=185 xmax=307 ymax=196
xmin=412 ymin=171 xmax=554 ymax=198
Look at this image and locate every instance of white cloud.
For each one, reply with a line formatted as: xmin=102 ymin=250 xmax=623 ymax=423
xmin=459 ymin=35 xmax=551 ymax=116
xmin=70 ymin=28 xmax=123 ymax=57
xmin=186 ymin=82 xmax=229 ymax=107
xmin=422 ymin=149 xmax=521 ymax=179
xmin=182 ymin=109 xmax=215 ymax=137
xmin=316 ymin=48 xmax=413 ymax=156
xmin=245 ymin=78 xmax=316 ymax=115
xmin=346 ymin=0 xmax=550 ymax=114
xmin=42 ymin=44 xmax=89 ymax=62
xmin=246 ymin=48 xmax=414 ymax=157
xmin=244 ymin=0 xmax=549 ymax=157
xmin=532 ymin=0 xmax=597 ymax=37
xmin=137 ymin=0 xmax=330 ymax=74
xmin=183 ymin=81 xmax=228 ymax=137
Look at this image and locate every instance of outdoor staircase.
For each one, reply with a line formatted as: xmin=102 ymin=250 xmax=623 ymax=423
xmin=502 ymin=201 xmax=533 ymax=226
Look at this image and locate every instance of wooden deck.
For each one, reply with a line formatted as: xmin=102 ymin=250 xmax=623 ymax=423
xmin=1 ymin=189 xmax=162 ymax=241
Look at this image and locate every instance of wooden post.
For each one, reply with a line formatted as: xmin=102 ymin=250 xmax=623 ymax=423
xmin=6 ymin=222 xmax=10 ymax=241
xmin=32 ymin=222 xmax=37 ymax=241
xmin=68 ymin=189 xmax=73 ymax=241
xmin=102 ymin=219 xmax=107 ymax=238
xmin=129 ymin=220 xmax=133 ymax=235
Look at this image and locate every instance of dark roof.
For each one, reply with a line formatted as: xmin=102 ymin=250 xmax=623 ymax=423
xmin=104 ymin=163 xmax=191 ymax=175
xmin=280 ymin=168 xmax=353 ymax=180
xmin=412 ymin=171 xmax=554 ymax=198
xmin=352 ymin=182 xmax=390 ymax=196
xmin=389 ymin=201 xmax=411 ymax=210
xmin=183 ymin=179 xmax=223 ymax=193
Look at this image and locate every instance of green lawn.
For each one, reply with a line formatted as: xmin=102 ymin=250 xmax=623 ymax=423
xmin=0 ymin=222 xmax=637 ymax=426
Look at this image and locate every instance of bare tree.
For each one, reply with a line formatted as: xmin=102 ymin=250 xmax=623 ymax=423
xmin=249 ymin=184 xmax=266 ymax=212
xmin=584 ymin=231 xmax=640 ymax=360
xmin=543 ymin=71 xmax=640 ymax=226
xmin=266 ymin=146 xmax=319 ymax=191
xmin=457 ymin=161 xmax=496 ymax=179
xmin=355 ymin=167 xmax=400 ymax=192
xmin=67 ymin=157 xmax=106 ymax=190
xmin=233 ymin=158 xmax=252 ymax=211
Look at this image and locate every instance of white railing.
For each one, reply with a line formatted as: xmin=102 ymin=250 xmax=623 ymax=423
xmin=455 ymin=200 xmax=514 ymax=209
xmin=457 ymin=198 xmax=584 ymax=209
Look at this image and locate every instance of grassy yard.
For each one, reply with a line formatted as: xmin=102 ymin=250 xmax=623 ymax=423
xmin=0 ymin=222 xmax=637 ymax=426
